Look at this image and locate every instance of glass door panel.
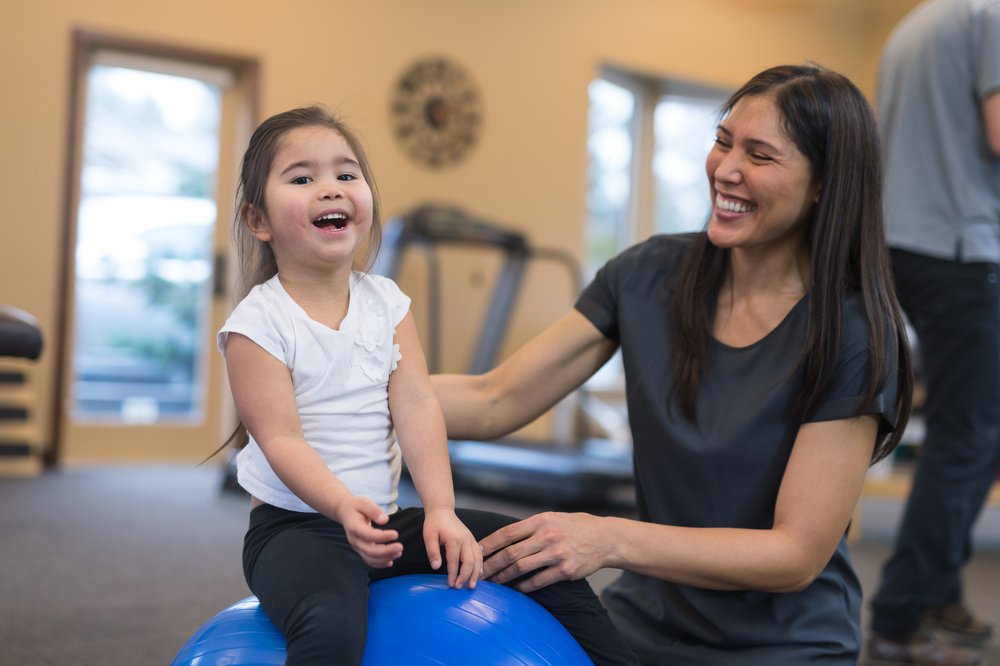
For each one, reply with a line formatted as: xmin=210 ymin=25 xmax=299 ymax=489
xmin=59 ymin=40 xmax=252 ymax=463
xmin=71 ymin=65 xmax=220 ymax=425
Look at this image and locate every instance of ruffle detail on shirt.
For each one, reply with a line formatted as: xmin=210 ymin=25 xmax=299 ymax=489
xmin=389 ymin=334 xmax=401 ymax=374
xmin=352 ymin=297 xmax=402 ymax=382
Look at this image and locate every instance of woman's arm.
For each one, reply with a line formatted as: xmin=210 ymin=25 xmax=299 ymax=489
xmin=388 ymin=312 xmax=482 ymax=587
xmin=224 ymin=333 xmax=402 ymax=566
xmin=482 ymin=413 xmax=877 ymax=593
xmin=431 ymin=309 xmax=619 ymax=441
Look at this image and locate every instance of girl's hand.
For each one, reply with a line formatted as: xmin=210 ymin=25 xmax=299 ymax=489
xmin=423 ymin=508 xmax=484 ymax=589
xmin=479 ymin=512 xmax=608 ymax=592
xmin=336 ymin=496 xmax=403 ymax=568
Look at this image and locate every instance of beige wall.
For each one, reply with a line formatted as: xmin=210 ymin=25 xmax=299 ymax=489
xmin=1 ymin=0 xmax=920 ymax=461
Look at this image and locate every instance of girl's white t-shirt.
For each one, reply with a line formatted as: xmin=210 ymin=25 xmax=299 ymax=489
xmin=217 ymin=272 xmax=411 ymax=513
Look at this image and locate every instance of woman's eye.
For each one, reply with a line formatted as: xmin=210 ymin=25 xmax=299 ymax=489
xmin=713 ymin=137 xmax=731 ymax=149
xmin=751 ymin=153 xmax=773 ymax=162
xmin=291 ymin=176 xmax=311 ymax=185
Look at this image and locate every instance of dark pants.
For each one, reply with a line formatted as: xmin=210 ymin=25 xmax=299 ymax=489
xmin=870 ymin=249 xmax=1000 ymax=636
xmin=244 ymin=503 xmax=638 ymax=666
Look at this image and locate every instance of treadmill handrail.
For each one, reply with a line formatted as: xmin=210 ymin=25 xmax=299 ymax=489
xmin=374 ymin=205 xmax=584 ymax=375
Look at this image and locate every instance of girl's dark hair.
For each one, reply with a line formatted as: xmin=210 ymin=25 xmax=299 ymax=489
xmin=671 ymin=63 xmax=912 ymax=463
xmin=206 ymin=106 xmax=383 ymax=462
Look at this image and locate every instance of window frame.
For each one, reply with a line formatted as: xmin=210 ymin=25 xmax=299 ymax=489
xmin=588 ymin=65 xmax=730 ymax=267
xmin=583 ymin=67 xmax=729 ymax=395
xmin=49 ymin=28 xmax=259 ymax=465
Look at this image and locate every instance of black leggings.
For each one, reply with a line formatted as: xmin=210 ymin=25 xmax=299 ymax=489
xmin=244 ymin=504 xmax=638 ymax=666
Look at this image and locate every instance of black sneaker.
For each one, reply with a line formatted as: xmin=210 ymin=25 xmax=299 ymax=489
xmin=922 ymin=604 xmax=994 ymax=648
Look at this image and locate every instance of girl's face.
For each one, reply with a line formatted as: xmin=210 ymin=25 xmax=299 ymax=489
xmin=249 ymin=126 xmax=374 ymax=278
xmin=705 ymin=94 xmax=820 ymax=255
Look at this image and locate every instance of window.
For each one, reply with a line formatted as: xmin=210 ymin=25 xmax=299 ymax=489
xmin=586 ymin=78 xmax=637 ymax=277
xmin=586 ymin=69 xmax=729 ymax=274
xmin=584 ymin=69 xmax=729 ymax=392
xmin=653 ymin=94 xmax=726 ymax=235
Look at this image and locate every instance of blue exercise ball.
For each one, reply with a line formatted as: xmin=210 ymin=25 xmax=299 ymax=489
xmin=172 ymin=574 xmax=592 ymax=665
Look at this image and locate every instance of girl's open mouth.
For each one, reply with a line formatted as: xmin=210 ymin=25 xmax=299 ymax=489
xmin=313 ymin=213 xmax=348 ymax=230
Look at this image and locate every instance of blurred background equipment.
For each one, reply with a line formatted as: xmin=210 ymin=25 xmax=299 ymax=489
xmin=0 ymin=306 xmax=44 ymax=470
xmin=375 ymin=205 xmax=634 ymax=508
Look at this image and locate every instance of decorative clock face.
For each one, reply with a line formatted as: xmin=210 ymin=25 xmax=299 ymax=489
xmin=390 ymin=57 xmax=483 ymax=169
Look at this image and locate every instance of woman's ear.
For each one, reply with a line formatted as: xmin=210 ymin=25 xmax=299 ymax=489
xmin=242 ymin=203 xmax=272 ymax=242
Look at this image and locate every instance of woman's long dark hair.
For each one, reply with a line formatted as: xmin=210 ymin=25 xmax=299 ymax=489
xmin=671 ymin=64 xmax=912 ymax=463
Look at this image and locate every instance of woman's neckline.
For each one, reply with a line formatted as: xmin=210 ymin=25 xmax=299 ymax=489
xmin=710 ymin=291 xmax=809 ymax=352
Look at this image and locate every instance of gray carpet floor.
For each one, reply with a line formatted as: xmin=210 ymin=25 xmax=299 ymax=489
xmin=1 ymin=464 xmax=998 ymax=665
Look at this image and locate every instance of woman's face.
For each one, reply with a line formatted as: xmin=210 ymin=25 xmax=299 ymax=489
xmin=705 ymin=94 xmax=820 ymax=254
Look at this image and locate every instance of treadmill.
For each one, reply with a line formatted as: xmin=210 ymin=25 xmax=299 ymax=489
xmin=375 ymin=205 xmax=634 ymax=508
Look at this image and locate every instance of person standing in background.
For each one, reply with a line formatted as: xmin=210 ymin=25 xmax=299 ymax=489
xmin=868 ymin=1 xmax=1000 ymax=664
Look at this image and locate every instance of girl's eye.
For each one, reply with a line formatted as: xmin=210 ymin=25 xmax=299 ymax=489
xmin=338 ymin=173 xmax=357 ymax=181
xmin=291 ymin=176 xmax=311 ymax=185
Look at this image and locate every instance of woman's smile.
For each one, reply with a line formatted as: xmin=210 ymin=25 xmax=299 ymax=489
xmin=714 ymin=193 xmax=757 ymax=215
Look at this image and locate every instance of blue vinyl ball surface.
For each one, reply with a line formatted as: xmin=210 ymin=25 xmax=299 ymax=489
xmin=172 ymin=574 xmax=593 ymax=665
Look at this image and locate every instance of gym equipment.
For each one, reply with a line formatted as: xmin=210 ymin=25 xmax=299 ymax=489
xmin=374 ymin=205 xmax=633 ymax=507
xmin=0 ymin=306 xmax=43 ymax=463
xmin=171 ymin=574 xmax=592 ymax=666
xmin=0 ymin=306 xmax=43 ymax=361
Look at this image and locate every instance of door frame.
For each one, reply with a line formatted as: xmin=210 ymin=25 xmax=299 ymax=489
xmin=48 ymin=28 xmax=259 ymax=466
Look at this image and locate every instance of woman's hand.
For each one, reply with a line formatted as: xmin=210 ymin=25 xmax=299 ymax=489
xmin=423 ymin=508 xmax=484 ymax=589
xmin=336 ymin=496 xmax=403 ymax=569
xmin=479 ymin=512 xmax=610 ymax=592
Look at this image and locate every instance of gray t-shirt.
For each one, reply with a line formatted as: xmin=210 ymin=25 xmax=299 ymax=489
xmin=576 ymin=235 xmax=898 ymax=664
xmin=878 ymin=0 xmax=1000 ymax=262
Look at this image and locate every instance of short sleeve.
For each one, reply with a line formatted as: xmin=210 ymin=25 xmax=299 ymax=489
xmin=381 ymin=275 xmax=412 ymax=327
xmin=576 ymin=235 xmax=695 ymax=343
xmin=575 ymin=254 xmax=625 ymax=342
xmin=805 ymin=298 xmax=899 ymax=435
xmin=976 ymin=1 xmax=1000 ymax=97
xmin=217 ymin=285 xmax=290 ymax=365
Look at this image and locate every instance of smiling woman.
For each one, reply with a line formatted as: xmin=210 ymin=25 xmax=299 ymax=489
xmin=431 ymin=64 xmax=913 ymax=664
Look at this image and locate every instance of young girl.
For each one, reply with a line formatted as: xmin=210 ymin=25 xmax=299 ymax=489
xmin=217 ymin=106 xmax=636 ymax=666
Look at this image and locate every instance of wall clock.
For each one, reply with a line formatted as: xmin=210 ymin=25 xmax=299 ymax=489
xmin=390 ymin=57 xmax=484 ymax=169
